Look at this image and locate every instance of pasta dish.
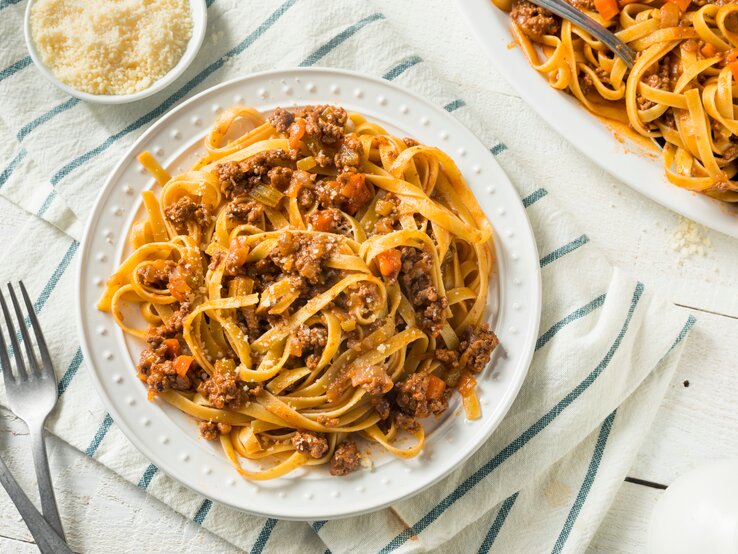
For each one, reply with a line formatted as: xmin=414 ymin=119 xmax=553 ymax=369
xmin=495 ymin=0 xmax=738 ymax=200
xmin=98 ymin=104 xmax=499 ymax=479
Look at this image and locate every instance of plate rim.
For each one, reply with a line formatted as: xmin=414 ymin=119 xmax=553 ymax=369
xmin=456 ymin=0 xmax=738 ymax=239
xmin=76 ymin=66 xmax=542 ymax=520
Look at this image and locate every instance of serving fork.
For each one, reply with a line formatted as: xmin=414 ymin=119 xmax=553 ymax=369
xmin=0 ymin=282 xmax=68 ymax=546
xmin=529 ymin=0 xmax=637 ymax=68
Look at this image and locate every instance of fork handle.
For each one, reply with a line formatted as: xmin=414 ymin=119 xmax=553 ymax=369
xmin=529 ymin=0 xmax=636 ymax=68
xmin=0 ymin=452 xmax=73 ymax=553
xmin=31 ymin=427 xmax=65 ymax=540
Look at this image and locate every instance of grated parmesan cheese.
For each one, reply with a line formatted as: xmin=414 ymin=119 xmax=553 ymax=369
xmin=30 ymin=0 xmax=192 ymax=96
xmin=671 ymin=217 xmax=712 ymax=263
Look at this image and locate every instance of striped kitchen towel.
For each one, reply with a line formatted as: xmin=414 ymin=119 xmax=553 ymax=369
xmin=0 ymin=1 xmax=694 ymax=553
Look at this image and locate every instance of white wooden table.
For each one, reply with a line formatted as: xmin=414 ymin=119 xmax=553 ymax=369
xmin=2 ymin=2 xmax=737 ymax=552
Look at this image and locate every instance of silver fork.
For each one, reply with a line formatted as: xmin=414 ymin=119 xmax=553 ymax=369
xmin=0 ymin=282 xmax=65 ymax=540
xmin=529 ymin=0 xmax=637 ymax=68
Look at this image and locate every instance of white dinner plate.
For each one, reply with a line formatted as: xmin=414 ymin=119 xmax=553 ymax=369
xmin=457 ymin=0 xmax=738 ymax=238
xmin=76 ymin=68 xmax=541 ymax=520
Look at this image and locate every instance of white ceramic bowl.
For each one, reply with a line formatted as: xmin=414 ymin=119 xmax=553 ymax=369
xmin=23 ymin=0 xmax=207 ymax=105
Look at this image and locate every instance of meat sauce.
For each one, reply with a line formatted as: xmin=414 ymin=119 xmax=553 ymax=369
xmin=135 ymin=105 xmax=499 ymax=475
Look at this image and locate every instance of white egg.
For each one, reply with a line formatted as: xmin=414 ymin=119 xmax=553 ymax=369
xmin=647 ymin=459 xmax=738 ymax=553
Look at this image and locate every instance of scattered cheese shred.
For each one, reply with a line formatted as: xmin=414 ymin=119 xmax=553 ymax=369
xmin=671 ymin=217 xmax=712 ymax=263
xmin=30 ymin=0 xmax=193 ymax=96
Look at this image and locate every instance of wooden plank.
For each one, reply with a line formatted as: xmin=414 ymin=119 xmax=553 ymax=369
xmin=629 ymin=306 xmax=738 ymax=485
xmin=589 ymin=481 xmax=661 ymax=553
xmin=0 ymin=535 xmax=38 ymax=554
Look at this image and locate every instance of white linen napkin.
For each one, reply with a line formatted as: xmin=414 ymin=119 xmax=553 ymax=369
xmin=0 ymin=1 xmax=694 ymax=552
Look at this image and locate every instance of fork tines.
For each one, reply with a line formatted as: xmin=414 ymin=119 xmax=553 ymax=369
xmin=0 ymin=282 xmax=53 ymax=382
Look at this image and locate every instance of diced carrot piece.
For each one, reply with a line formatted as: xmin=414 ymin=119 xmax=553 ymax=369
xmin=666 ymin=0 xmax=690 ymax=12
xmin=726 ymin=49 xmax=738 ymax=65
xmin=174 ymin=355 xmax=194 ymax=377
xmin=167 ymin=267 xmax=191 ymax=301
xmin=163 ymin=338 xmax=180 ymax=357
xmin=226 ymin=236 xmax=250 ymax=269
xmin=288 ymin=119 xmax=306 ymax=150
xmin=701 ymin=43 xmax=718 ymax=58
xmin=660 ymin=2 xmax=680 ymax=28
xmin=340 ymin=173 xmax=371 ymax=214
xmin=594 ymin=0 xmax=619 ymax=20
xmin=457 ymin=371 xmax=477 ymax=397
xmin=728 ymin=61 xmax=738 ymax=81
xmin=376 ymin=249 xmax=402 ymax=278
xmin=312 ymin=210 xmax=335 ymax=232
xmin=427 ymin=374 xmax=447 ymax=400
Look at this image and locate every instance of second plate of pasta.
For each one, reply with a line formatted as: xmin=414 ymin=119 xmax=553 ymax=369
xmin=458 ymin=0 xmax=738 ymax=238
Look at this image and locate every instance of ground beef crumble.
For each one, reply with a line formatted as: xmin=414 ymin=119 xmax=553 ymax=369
xmin=399 ymin=247 xmax=448 ymax=337
xmin=269 ymin=232 xmax=338 ymax=285
xmin=637 ymin=53 xmax=680 ymax=110
xmin=460 ymin=324 xmax=499 ymax=373
xmin=292 ymin=430 xmax=330 ymax=459
xmin=136 ymin=260 xmax=175 ymax=289
xmin=197 ymin=370 xmax=248 ymax=410
xmin=350 ymin=364 xmax=393 ymax=395
xmin=330 ymin=440 xmax=361 ymax=476
xmin=268 ymin=107 xmax=295 ymax=133
xmin=199 ymin=420 xmax=232 ymax=441
xmin=434 ymin=324 xmax=499 ymax=385
xmin=164 ymin=196 xmax=213 ymax=233
xmin=136 ymin=303 xmax=200 ymax=395
xmin=216 ymin=150 xmax=294 ymax=199
xmin=308 ymin=208 xmax=352 ymax=235
xmin=510 ymin=0 xmax=560 ymax=42
xmin=395 ymin=372 xmax=450 ymax=421
xmin=226 ymin=199 xmax=264 ymax=225
xmin=334 ymin=135 xmax=364 ymax=171
xmin=292 ymin=324 xmax=328 ymax=369
xmin=371 ymin=396 xmax=391 ymax=420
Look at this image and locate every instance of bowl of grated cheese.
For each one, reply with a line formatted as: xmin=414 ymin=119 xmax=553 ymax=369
xmin=24 ymin=0 xmax=207 ymax=104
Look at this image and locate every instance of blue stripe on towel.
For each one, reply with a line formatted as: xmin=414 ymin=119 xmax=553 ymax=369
xmin=521 ymin=188 xmax=548 ymax=208
xmin=85 ymin=413 xmax=113 ymax=457
xmin=0 ymin=149 xmax=27 ymax=189
xmin=0 ymin=0 xmax=24 ymax=10
xmin=536 ymin=294 xmax=606 ymax=351
xmin=490 ymin=143 xmax=508 ymax=156
xmin=540 ymin=235 xmax=589 ymax=268
xmin=378 ymin=283 xmax=644 ymax=553
xmin=36 ymin=189 xmax=57 ymax=218
xmin=57 ymin=347 xmax=83 ymax=397
xmin=477 ymin=492 xmax=519 ymax=554
xmin=0 ymin=56 xmax=31 ymax=82
xmin=193 ymin=499 xmax=213 ymax=525
xmin=251 ymin=518 xmax=278 ymax=554
xmin=444 ymin=99 xmax=466 ymax=112
xmin=34 ymin=239 xmax=79 ymax=312
xmin=551 ymin=410 xmax=616 ymax=554
xmin=383 ymin=56 xmax=423 ymax=81
xmin=17 ymin=98 xmax=80 ymax=142
xmin=137 ymin=464 xmax=159 ymax=490
xmin=300 ymin=13 xmax=385 ymax=67
xmin=312 ymin=520 xmax=326 ymax=533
